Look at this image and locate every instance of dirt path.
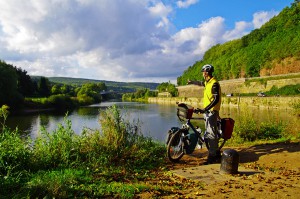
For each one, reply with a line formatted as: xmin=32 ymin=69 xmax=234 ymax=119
xmin=156 ymin=141 xmax=300 ymax=198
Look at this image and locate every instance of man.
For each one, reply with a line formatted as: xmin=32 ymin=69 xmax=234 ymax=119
xmin=188 ymin=64 xmax=222 ymax=164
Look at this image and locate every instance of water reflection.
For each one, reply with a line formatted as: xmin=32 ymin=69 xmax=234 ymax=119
xmin=6 ymin=102 xmax=299 ymax=142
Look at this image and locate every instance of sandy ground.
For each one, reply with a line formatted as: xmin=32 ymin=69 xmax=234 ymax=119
xmin=160 ymin=141 xmax=300 ymax=198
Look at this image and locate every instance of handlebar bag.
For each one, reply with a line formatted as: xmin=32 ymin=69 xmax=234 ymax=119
xmin=221 ymin=118 xmax=235 ymax=139
xmin=177 ymin=103 xmax=194 ymax=119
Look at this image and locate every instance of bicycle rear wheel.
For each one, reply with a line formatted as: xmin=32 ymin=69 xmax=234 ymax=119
xmin=167 ymin=130 xmax=185 ymax=162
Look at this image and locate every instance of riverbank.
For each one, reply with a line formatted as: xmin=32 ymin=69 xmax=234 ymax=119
xmin=148 ymin=96 xmax=300 ymax=110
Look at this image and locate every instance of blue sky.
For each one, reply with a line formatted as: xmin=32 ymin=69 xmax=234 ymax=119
xmin=0 ymin=0 xmax=294 ymax=83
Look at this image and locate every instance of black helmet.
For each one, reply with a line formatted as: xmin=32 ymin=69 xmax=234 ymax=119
xmin=201 ymin=64 xmax=214 ymax=73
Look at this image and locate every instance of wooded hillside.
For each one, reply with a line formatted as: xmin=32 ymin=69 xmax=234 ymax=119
xmin=46 ymin=77 xmax=159 ymax=92
xmin=177 ymin=1 xmax=300 ymax=85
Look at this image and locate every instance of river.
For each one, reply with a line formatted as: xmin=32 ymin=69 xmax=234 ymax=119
xmin=5 ymin=101 xmax=299 ymax=143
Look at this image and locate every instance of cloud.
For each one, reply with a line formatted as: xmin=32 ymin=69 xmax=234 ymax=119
xmin=252 ymin=10 xmax=278 ymax=28
xmin=176 ymin=0 xmax=199 ymax=8
xmin=0 ymin=1 xmax=284 ymax=83
xmin=223 ymin=21 xmax=252 ymax=41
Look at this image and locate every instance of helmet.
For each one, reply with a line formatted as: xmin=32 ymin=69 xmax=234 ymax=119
xmin=201 ymin=64 xmax=214 ymax=73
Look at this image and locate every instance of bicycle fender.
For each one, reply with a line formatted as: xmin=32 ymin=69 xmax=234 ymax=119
xmin=166 ymin=127 xmax=180 ymax=144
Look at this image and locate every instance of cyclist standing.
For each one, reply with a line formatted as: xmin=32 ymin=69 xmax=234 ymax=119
xmin=188 ymin=64 xmax=222 ymax=164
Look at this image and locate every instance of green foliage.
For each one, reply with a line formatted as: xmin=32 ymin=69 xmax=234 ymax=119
xmin=122 ymin=88 xmax=158 ymax=101
xmin=266 ymin=84 xmax=300 ymax=96
xmin=15 ymin=67 xmax=35 ymax=97
xmin=32 ymin=117 xmax=79 ymax=169
xmin=177 ymin=2 xmax=300 ymax=85
xmin=0 ymin=105 xmax=9 ymax=128
xmin=99 ymin=105 xmax=165 ymax=169
xmin=233 ymin=105 xmax=287 ymax=142
xmin=47 ymin=76 xmax=159 ymax=92
xmin=77 ymin=82 xmax=105 ymax=103
xmin=0 ymin=105 xmax=165 ymax=198
xmin=156 ymin=82 xmax=178 ymax=97
xmin=48 ymin=94 xmax=77 ymax=110
xmin=258 ymin=121 xmax=286 ymax=140
xmin=0 ymin=60 xmax=23 ymax=108
xmin=38 ymin=77 xmax=51 ymax=97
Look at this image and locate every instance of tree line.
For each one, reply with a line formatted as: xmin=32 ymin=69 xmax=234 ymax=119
xmin=0 ymin=60 xmax=107 ymax=112
xmin=122 ymin=81 xmax=178 ymax=101
xmin=177 ymin=1 xmax=300 ymax=85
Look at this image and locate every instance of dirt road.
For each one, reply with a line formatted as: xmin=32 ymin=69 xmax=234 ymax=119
xmin=164 ymin=141 xmax=300 ymax=198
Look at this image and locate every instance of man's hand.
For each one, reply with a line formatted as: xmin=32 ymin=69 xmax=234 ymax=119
xmin=187 ymin=80 xmax=194 ymax=85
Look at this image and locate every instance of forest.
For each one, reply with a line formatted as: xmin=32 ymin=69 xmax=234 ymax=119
xmin=0 ymin=60 xmax=108 ymax=111
xmin=177 ymin=1 xmax=300 ymax=85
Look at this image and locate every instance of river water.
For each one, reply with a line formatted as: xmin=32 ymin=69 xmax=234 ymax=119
xmin=6 ymin=101 xmax=299 ymax=143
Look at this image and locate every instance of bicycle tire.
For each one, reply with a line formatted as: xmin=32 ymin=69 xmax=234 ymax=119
xmin=167 ymin=130 xmax=185 ymax=162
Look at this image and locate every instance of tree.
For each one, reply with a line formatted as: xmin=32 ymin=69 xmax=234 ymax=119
xmin=77 ymin=83 xmax=106 ymax=103
xmin=38 ymin=77 xmax=51 ymax=97
xmin=15 ymin=67 xmax=35 ymax=96
xmin=157 ymin=82 xmax=178 ymax=97
xmin=0 ymin=61 xmax=22 ymax=107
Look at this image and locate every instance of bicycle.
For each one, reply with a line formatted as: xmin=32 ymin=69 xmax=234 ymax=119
xmin=166 ymin=103 xmax=234 ymax=163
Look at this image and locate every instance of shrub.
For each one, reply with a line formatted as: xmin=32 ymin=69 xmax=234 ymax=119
xmin=257 ymin=121 xmax=286 ymax=140
xmin=98 ymin=105 xmax=165 ymax=169
xmin=31 ymin=117 xmax=80 ymax=170
xmin=48 ymin=94 xmax=76 ymax=110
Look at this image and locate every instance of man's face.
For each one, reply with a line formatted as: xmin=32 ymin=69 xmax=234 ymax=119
xmin=202 ymin=71 xmax=209 ymax=80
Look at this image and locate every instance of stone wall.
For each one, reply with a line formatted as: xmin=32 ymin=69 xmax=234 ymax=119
xmin=177 ymin=73 xmax=300 ymax=97
xmin=148 ymin=96 xmax=300 ymax=110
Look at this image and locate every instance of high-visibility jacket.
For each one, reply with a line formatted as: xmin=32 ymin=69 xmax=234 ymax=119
xmin=203 ymin=77 xmax=221 ymax=111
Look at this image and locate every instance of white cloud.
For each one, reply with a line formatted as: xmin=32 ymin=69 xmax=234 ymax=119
xmin=148 ymin=2 xmax=173 ymax=28
xmin=253 ymin=10 xmax=278 ymax=29
xmin=177 ymin=0 xmax=199 ymax=8
xmin=223 ymin=21 xmax=252 ymax=41
xmin=0 ymin=0 xmax=284 ymax=83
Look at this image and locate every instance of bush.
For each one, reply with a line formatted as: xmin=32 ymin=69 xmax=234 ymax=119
xmin=32 ymin=117 xmax=80 ymax=170
xmin=257 ymin=121 xmax=286 ymax=140
xmin=0 ymin=104 xmax=166 ymax=198
xmin=98 ymin=105 xmax=165 ymax=169
xmin=234 ymin=105 xmax=287 ymax=141
xmin=48 ymin=94 xmax=76 ymax=110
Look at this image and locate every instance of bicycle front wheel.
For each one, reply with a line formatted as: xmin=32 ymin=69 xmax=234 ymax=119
xmin=167 ymin=130 xmax=184 ymax=162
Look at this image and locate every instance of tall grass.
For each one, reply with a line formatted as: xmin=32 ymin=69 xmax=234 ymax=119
xmin=231 ymin=105 xmax=288 ymax=143
xmin=0 ymin=105 xmax=165 ymax=198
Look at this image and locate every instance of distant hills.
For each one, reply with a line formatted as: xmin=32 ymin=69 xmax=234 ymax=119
xmin=45 ymin=76 xmax=159 ymax=92
xmin=177 ymin=1 xmax=300 ymax=86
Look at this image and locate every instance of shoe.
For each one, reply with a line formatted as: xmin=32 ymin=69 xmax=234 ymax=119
xmin=216 ymin=150 xmax=222 ymax=162
xmin=203 ymin=155 xmax=218 ymax=165
xmin=204 ymin=151 xmax=222 ymax=165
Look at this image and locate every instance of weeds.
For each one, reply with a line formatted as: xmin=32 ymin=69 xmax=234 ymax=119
xmin=0 ymin=104 xmax=166 ymax=198
xmin=233 ymin=105 xmax=288 ymax=142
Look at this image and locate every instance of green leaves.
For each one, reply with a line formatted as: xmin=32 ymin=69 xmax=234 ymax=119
xmin=178 ymin=2 xmax=300 ymax=85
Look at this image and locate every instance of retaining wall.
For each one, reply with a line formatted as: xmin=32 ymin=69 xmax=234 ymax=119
xmin=148 ymin=96 xmax=300 ymax=110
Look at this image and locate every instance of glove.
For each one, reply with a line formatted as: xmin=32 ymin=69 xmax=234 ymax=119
xmin=199 ymin=109 xmax=206 ymax=114
xmin=194 ymin=108 xmax=206 ymax=114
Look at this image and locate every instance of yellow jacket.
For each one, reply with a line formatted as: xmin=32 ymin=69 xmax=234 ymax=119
xmin=203 ymin=77 xmax=221 ymax=111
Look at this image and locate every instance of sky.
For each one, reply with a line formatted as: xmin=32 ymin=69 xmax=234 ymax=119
xmin=0 ymin=0 xmax=295 ymax=83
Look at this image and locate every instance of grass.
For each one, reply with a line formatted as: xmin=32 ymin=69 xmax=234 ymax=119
xmin=0 ymin=103 xmax=299 ymax=198
xmin=0 ymin=104 xmax=166 ymax=198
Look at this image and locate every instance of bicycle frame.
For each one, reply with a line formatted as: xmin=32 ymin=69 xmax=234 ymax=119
xmin=167 ymin=112 xmax=225 ymax=162
xmin=182 ymin=117 xmax=207 ymax=149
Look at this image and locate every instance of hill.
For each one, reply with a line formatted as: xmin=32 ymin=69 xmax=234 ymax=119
xmin=43 ymin=76 xmax=159 ymax=92
xmin=177 ymin=1 xmax=300 ymax=86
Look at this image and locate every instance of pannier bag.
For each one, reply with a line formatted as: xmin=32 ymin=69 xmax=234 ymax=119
xmin=177 ymin=103 xmax=194 ymax=119
xmin=221 ymin=118 xmax=235 ymax=139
